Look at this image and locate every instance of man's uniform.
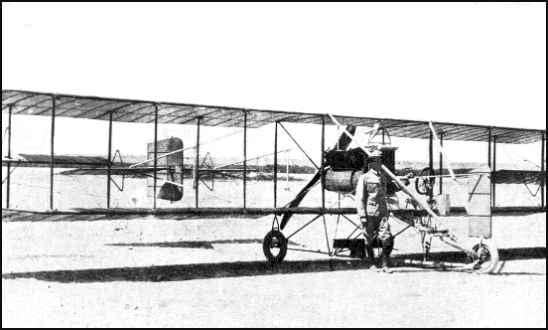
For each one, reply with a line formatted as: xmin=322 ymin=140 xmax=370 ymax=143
xmin=355 ymin=157 xmax=394 ymax=269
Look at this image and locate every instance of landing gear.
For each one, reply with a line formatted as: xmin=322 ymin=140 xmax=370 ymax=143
xmin=393 ymin=210 xmax=500 ymax=274
xmin=467 ymin=240 xmax=500 ymax=274
xmin=262 ymin=230 xmax=288 ymax=264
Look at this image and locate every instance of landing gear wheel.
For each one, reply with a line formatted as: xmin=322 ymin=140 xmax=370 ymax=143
xmin=415 ymin=167 xmax=436 ymax=196
xmin=263 ymin=230 xmax=288 ymax=264
xmin=467 ymin=241 xmax=500 ymax=274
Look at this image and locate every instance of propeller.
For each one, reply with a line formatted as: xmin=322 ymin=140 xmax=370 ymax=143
xmin=279 ymin=125 xmax=356 ymax=230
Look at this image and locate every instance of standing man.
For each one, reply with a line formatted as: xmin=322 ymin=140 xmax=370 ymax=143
xmin=355 ymin=149 xmax=394 ymax=273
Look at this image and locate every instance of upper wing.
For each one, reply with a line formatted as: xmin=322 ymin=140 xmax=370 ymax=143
xmin=3 ymin=90 xmax=545 ymax=144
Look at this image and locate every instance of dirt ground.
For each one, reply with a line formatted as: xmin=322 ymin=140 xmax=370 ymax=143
xmin=2 ymin=213 xmax=546 ymax=328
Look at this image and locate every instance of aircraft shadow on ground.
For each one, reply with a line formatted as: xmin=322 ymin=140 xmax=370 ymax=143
xmin=106 ymin=239 xmax=301 ymax=250
xmin=107 ymin=239 xmax=266 ymax=250
xmin=1 ymin=211 xmax=264 ymax=223
xmin=2 ymin=247 xmax=545 ymax=283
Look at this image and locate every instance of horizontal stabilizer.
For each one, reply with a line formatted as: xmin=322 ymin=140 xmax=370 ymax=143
xmin=492 ymin=170 xmax=546 ymax=185
xmin=2 ymin=154 xmax=133 ymax=168
xmin=59 ymin=167 xmax=162 ymax=178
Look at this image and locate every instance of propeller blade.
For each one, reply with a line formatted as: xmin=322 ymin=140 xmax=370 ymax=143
xmin=279 ymin=125 xmax=357 ymax=230
xmin=337 ymin=125 xmax=357 ymax=150
xmin=280 ymin=171 xmax=322 ymax=230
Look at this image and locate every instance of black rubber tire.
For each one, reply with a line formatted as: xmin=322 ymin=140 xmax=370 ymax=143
xmin=263 ymin=230 xmax=288 ymax=264
xmin=415 ymin=167 xmax=436 ymax=196
xmin=470 ymin=241 xmax=500 ymax=274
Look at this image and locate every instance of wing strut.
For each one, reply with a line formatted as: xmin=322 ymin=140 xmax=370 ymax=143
xmin=429 ymin=122 xmax=473 ymax=214
xmin=429 ymin=122 xmax=457 ymax=182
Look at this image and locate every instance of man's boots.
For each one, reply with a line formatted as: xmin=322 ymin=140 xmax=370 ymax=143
xmin=380 ymin=237 xmax=394 ymax=273
xmin=365 ymin=245 xmax=377 ymax=269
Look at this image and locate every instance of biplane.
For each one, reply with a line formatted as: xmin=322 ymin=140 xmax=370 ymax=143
xmin=2 ymin=90 xmax=546 ymax=274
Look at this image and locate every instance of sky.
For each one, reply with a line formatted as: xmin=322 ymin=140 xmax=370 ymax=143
xmin=2 ymin=2 xmax=546 ymax=166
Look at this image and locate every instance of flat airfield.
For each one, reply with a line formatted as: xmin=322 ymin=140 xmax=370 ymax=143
xmin=2 ymin=213 xmax=546 ymax=327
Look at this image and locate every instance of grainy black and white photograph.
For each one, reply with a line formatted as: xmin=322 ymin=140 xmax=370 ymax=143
xmin=1 ymin=2 xmax=546 ymax=328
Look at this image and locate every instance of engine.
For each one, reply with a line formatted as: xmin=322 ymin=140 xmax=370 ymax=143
xmin=323 ymin=146 xmax=399 ymax=195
